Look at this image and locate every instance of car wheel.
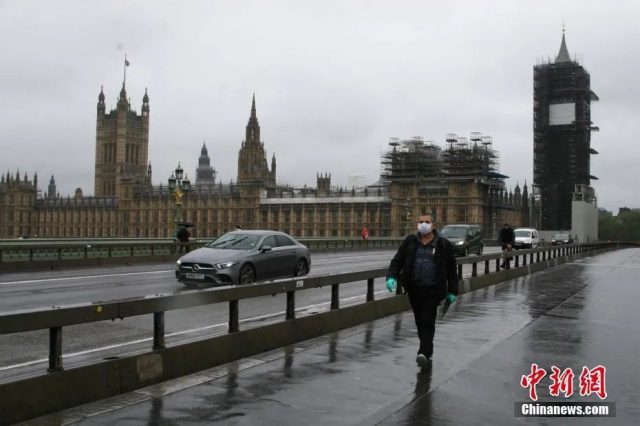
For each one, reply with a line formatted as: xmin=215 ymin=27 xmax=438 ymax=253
xmin=239 ymin=264 xmax=255 ymax=284
xmin=294 ymin=259 xmax=308 ymax=277
xmin=478 ymin=245 xmax=483 ymax=255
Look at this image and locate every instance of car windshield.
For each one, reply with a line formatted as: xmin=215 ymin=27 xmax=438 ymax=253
xmin=553 ymin=234 xmax=569 ymax=239
xmin=207 ymin=233 xmax=260 ymax=250
xmin=515 ymin=230 xmax=531 ymax=237
xmin=441 ymin=227 xmax=467 ymax=238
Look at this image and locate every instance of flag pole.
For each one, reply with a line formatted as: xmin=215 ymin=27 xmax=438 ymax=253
xmin=123 ymin=53 xmax=127 ymax=86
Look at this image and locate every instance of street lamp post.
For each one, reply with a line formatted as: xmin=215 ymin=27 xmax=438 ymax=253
xmin=168 ymin=163 xmax=191 ymax=238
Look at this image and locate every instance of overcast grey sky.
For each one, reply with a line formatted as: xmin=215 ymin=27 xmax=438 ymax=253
xmin=1 ymin=0 xmax=638 ymax=212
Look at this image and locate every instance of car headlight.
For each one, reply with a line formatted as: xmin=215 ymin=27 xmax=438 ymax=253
xmin=455 ymin=241 xmax=464 ymax=245
xmin=176 ymin=259 xmax=182 ymax=266
xmin=215 ymin=261 xmax=237 ymax=269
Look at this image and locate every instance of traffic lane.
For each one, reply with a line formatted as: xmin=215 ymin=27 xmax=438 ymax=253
xmin=0 ymin=250 xmax=394 ymax=284
xmin=51 ymin=249 xmax=639 ymax=425
xmin=0 ymin=250 xmax=397 ymax=312
xmin=0 ymin=278 xmax=395 ymax=381
xmin=0 ymin=247 xmax=501 ymax=379
xmin=0 ymin=247 xmax=500 ymax=312
xmin=0 ymin=245 xmax=502 ymax=286
xmin=0 ymin=250 xmax=396 ymax=375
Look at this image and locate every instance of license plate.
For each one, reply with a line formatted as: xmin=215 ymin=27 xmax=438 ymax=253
xmin=185 ymin=273 xmax=205 ymax=280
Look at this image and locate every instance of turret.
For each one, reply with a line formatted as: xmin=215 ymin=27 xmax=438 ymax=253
xmin=97 ymin=85 xmax=106 ymax=114
xmin=317 ymin=173 xmax=331 ymax=197
xmin=142 ymin=88 xmax=149 ymax=116
xmin=117 ymin=82 xmax=129 ymax=110
xmin=271 ymin=153 xmax=277 ymax=180
xmin=48 ymin=175 xmax=57 ymax=199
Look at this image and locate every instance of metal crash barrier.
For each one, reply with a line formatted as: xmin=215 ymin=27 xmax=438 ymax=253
xmin=0 ymin=241 xmax=636 ymax=424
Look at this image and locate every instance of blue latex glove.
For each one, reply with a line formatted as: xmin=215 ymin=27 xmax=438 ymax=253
xmin=446 ymin=293 xmax=457 ymax=303
xmin=386 ymin=277 xmax=397 ymax=292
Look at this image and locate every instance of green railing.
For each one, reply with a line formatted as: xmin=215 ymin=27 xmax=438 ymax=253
xmin=0 ymin=238 xmax=406 ymax=270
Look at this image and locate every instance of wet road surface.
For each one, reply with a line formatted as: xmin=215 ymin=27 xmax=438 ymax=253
xmin=27 ymin=248 xmax=639 ymax=425
xmin=1 ymin=248 xmax=500 ymax=382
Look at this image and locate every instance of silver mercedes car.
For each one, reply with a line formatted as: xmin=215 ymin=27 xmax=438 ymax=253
xmin=175 ymin=230 xmax=311 ymax=285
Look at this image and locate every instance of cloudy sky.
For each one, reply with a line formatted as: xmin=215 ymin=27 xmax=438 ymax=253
xmin=0 ymin=0 xmax=638 ymax=212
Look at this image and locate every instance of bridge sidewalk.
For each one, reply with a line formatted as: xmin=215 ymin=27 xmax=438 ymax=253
xmin=27 ymin=249 xmax=640 ymax=425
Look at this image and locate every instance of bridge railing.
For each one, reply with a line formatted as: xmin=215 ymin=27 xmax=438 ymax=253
xmin=0 ymin=241 xmax=634 ymax=375
xmin=1 ymin=241 xmax=637 ymax=424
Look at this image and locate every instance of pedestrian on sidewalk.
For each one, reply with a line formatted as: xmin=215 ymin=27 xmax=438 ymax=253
xmin=498 ymin=223 xmax=515 ymax=269
xmin=385 ymin=213 xmax=459 ymax=368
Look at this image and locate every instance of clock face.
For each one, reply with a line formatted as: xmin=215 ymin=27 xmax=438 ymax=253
xmin=549 ymin=103 xmax=575 ymax=125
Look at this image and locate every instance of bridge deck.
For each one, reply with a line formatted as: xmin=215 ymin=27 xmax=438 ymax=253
xmin=29 ymin=249 xmax=640 ymax=425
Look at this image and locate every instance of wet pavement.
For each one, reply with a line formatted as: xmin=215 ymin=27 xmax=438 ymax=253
xmin=27 ymin=248 xmax=640 ymax=425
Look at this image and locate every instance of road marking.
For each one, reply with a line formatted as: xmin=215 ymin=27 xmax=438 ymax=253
xmin=0 ymin=270 xmax=174 ymax=286
xmin=0 ymin=290 xmax=389 ymax=372
xmin=0 ymin=258 xmax=390 ymax=286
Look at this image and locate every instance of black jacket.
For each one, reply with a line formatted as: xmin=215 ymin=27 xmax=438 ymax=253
xmin=176 ymin=227 xmax=190 ymax=242
xmin=387 ymin=231 xmax=459 ymax=301
xmin=498 ymin=227 xmax=515 ymax=245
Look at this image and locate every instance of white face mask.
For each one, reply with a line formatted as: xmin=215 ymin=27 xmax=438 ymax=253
xmin=417 ymin=222 xmax=432 ymax=235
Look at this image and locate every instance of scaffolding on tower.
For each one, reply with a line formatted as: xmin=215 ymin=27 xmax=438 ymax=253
xmin=381 ymin=132 xmax=503 ymax=184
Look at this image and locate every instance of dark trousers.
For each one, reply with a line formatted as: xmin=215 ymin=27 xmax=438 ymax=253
xmin=408 ymin=288 xmax=440 ymax=357
xmin=501 ymin=243 xmax=512 ymax=267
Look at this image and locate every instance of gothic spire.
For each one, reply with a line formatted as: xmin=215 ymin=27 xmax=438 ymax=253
xmin=245 ymin=93 xmax=260 ymax=144
xmin=120 ymin=81 xmax=127 ymax=100
xmin=556 ymin=28 xmax=571 ymax=63
xmin=117 ymin=81 xmax=129 ymax=110
xmin=251 ymin=92 xmax=256 ymax=119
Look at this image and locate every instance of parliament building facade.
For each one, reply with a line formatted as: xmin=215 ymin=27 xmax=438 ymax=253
xmin=0 ymin=82 xmax=536 ymax=240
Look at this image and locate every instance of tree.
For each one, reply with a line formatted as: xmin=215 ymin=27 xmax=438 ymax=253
xmin=599 ymin=210 xmax=640 ymax=241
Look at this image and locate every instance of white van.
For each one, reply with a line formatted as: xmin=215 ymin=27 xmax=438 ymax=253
xmin=513 ymin=228 xmax=540 ymax=249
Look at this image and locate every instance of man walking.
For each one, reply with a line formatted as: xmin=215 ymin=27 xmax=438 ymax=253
xmin=498 ymin=223 xmax=515 ymax=269
xmin=386 ymin=213 xmax=459 ymax=368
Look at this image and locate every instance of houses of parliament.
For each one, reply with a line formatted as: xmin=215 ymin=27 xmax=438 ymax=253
xmin=0 ymin=78 xmax=536 ymax=240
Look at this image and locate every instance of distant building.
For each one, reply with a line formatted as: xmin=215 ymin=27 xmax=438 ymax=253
xmin=237 ymin=94 xmax=276 ymax=187
xmin=195 ymin=143 xmax=216 ymax=188
xmin=598 ymin=208 xmax=612 ymax=217
xmin=0 ymin=83 xmax=534 ymax=239
xmin=94 ymin=84 xmax=151 ymax=199
xmin=0 ymin=171 xmax=37 ymax=237
xmin=380 ymin=135 xmax=535 ymax=238
xmin=533 ymin=30 xmax=599 ymax=230
xmin=572 ymin=184 xmax=598 ymax=242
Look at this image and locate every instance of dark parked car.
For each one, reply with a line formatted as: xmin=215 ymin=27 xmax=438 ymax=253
xmin=551 ymin=233 xmax=573 ymax=245
xmin=176 ymin=230 xmax=311 ymax=286
xmin=441 ymin=224 xmax=483 ymax=257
